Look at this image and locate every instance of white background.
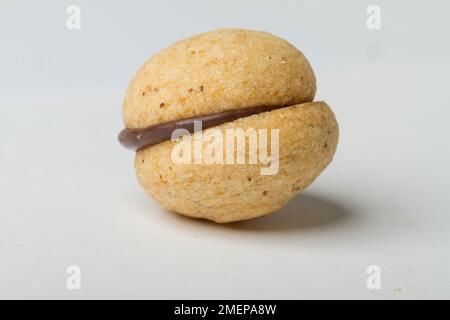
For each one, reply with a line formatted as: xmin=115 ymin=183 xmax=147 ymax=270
xmin=1 ymin=0 xmax=449 ymax=299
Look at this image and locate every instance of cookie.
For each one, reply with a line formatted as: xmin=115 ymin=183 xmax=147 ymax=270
xmin=123 ymin=28 xmax=316 ymax=129
xmin=119 ymin=28 xmax=338 ymax=223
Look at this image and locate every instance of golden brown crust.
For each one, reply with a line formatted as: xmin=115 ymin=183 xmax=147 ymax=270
xmin=134 ymin=102 xmax=338 ymax=223
xmin=123 ymin=28 xmax=316 ymax=129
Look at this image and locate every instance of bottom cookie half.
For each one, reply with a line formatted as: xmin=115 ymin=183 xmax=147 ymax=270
xmin=134 ymin=101 xmax=338 ymax=223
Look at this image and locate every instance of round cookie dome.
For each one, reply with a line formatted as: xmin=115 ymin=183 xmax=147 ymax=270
xmin=135 ymin=102 xmax=338 ymax=223
xmin=123 ymin=28 xmax=316 ymax=129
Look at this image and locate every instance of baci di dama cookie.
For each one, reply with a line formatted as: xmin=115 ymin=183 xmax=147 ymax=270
xmin=118 ymin=28 xmax=338 ymax=223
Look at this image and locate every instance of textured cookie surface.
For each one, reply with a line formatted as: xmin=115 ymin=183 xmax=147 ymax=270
xmin=135 ymin=102 xmax=338 ymax=223
xmin=123 ymin=28 xmax=316 ymax=129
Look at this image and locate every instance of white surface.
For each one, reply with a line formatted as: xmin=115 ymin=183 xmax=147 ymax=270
xmin=1 ymin=0 xmax=450 ymax=299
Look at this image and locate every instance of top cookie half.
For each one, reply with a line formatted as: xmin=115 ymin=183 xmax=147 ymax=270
xmin=123 ymin=28 xmax=316 ymax=129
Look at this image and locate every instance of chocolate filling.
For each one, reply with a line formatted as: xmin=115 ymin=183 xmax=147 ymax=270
xmin=118 ymin=105 xmax=288 ymax=151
